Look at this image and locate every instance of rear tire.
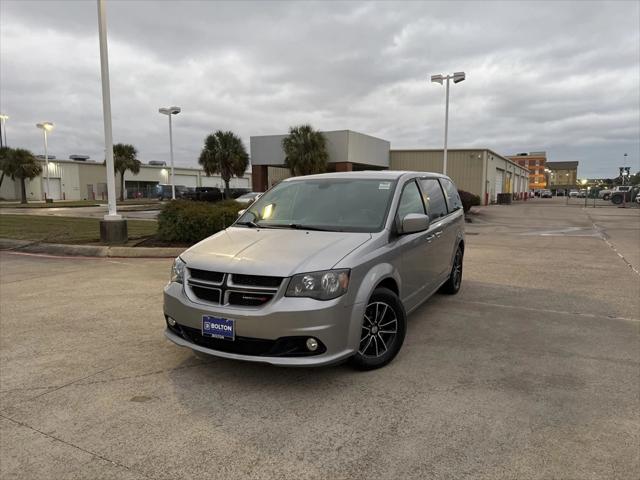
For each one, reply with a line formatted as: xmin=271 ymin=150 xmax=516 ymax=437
xmin=440 ymin=245 xmax=463 ymax=295
xmin=350 ymin=288 xmax=406 ymax=371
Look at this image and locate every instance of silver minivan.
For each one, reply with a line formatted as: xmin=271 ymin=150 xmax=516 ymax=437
xmin=164 ymin=171 xmax=465 ymax=370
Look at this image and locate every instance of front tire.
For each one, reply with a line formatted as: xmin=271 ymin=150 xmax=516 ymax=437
xmin=440 ymin=245 xmax=464 ymax=295
xmin=611 ymin=195 xmax=623 ymax=205
xmin=350 ymin=288 xmax=406 ymax=371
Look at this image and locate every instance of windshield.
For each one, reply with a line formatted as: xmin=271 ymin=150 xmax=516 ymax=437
xmin=236 ymin=178 xmax=397 ymax=232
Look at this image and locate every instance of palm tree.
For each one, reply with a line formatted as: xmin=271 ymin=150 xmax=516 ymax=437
xmin=0 ymin=146 xmax=11 ymax=189
xmin=2 ymin=148 xmax=42 ymax=204
xmin=282 ymin=124 xmax=328 ymax=176
xmin=198 ymin=130 xmax=249 ymax=199
xmin=105 ymin=143 xmax=141 ymax=201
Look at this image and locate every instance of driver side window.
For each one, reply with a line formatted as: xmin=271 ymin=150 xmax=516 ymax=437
xmin=397 ymin=180 xmax=426 ymax=220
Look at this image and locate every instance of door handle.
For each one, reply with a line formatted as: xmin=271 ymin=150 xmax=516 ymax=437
xmin=434 ymin=231 xmax=443 ymax=238
xmin=426 ymin=234 xmax=435 ymax=242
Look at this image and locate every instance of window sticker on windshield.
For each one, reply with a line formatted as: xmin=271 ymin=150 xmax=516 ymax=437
xmin=379 ymin=182 xmax=391 ymax=190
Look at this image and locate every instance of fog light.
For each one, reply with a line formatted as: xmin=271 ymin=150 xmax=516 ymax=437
xmin=167 ymin=317 xmax=176 ymax=326
xmin=306 ymin=338 xmax=318 ymax=351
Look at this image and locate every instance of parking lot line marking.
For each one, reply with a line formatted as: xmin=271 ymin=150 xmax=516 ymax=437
xmin=449 ymin=299 xmax=640 ymax=323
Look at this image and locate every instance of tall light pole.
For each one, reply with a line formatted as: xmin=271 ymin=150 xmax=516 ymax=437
xmin=0 ymin=114 xmax=8 ymax=147
xmin=430 ymin=71 xmax=466 ymax=175
xmin=97 ymin=0 xmax=127 ymax=243
xmin=36 ymin=122 xmax=54 ymax=201
xmin=158 ymin=106 xmax=181 ymax=200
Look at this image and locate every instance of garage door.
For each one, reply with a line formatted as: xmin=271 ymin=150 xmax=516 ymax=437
xmin=174 ymin=175 xmax=198 ymax=188
xmin=495 ymin=170 xmax=504 ymax=200
xmin=46 ymin=178 xmax=62 ymax=200
xmin=505 ymin=172 xmax=512 ymax=193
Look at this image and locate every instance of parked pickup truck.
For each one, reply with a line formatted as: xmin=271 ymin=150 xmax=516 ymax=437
xmin=599 ymin=185 xmax=632 ymax=201
xmin=610 ymin=186 xmax=640 ymax=205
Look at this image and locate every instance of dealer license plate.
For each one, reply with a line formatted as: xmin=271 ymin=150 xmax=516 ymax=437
xmin=202 ymin=316 xmax=235 ymax=340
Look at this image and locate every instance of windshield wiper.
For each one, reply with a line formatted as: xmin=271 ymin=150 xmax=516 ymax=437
xmin=287 ymin=224 xmax=337 ymax=232
xmin=235 ymin=220 xmax=260 ymax=228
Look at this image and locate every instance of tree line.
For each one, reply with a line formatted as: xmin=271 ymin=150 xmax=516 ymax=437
xmin=0 ymin=124 xmax=330 ymax=204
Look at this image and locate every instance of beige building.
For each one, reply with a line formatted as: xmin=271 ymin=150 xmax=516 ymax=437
xmin=389 ymin=149 xmax=529 ymax=205
xmin=546 ymin=161 xmax=579 ymax=193
xmin=0 ymin=159 xmax=251 ymax=201
xmin=249 ymin=131 xmax=528 ymax=205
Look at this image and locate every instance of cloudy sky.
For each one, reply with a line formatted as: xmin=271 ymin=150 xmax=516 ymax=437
xmin=1 ymin=0 xmax=638 ymax=178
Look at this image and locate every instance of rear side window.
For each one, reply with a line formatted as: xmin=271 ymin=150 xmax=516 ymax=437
xmin=397 ymin=180 xmax=425 ymax=219
xmin=419 ymin=179 xmax=448 ymax=219
xmin=439 ymin=178 xmax=463 ymax=212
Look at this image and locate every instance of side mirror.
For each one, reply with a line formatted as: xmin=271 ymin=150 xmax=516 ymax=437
xmin=401 ymin=213 xmax=429 ymax=234
xmin=237 ymin=209 xmax=246 ymax=217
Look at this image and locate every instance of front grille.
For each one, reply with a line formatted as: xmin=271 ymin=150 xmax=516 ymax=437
xmin=190 ymin=286 xmax=221 ymax=304
xmin=189 ymin=268 xmax=223 ymax=283
xmin=171 ymin=323 xmax=326 ymax=357
xmin=185 ymin=269 xmax=283 ymax=308
xmin=230 ymin=274 xmax=283 ymax=288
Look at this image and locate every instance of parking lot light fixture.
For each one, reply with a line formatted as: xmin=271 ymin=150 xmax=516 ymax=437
xmin=430 ymin=71 xmax=466 ymax=175
xmin=159 ymin=106 xmax=181 ymax=200
xmin=36 ymin=122 xmax=54 ymax=201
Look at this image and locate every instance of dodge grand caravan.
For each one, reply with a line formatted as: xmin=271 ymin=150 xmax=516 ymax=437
xmin=164 ymin=171 xmax=465 ymax=370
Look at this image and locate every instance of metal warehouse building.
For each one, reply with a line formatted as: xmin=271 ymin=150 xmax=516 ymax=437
xmin=390 ymin=149 xmax=529 ymax=205
xmin=250 ymin=130 xmax=529 ymax=204
xmin=0 ymin=159 xmax=251 ymax=201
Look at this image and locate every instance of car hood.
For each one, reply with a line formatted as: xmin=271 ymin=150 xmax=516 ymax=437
xmin=181 ymin=227 xmax=372 ymax=277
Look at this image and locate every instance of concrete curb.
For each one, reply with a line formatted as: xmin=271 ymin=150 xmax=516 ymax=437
xmin=0 ymin=238 xmax=184 ymax=258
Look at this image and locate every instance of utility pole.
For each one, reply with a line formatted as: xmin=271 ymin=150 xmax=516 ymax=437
xmin=97 ymin=0 xmax=127 ymax=243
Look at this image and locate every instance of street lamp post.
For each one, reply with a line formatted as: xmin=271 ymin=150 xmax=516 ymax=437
xmin=0 ymin=114 xmax=8 ymax=147
xmin=430 ymin=71 xmax=466 ymax=175
xmin=97 ymin=0 xmax=127 ymax=243
xmin=36 ymin=122 xmax=54 ymax=201
xmin=158 ymin=106 xmax=181 ymax=200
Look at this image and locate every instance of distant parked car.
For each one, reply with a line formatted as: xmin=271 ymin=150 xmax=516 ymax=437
xmin=569 ymin=190 xmax=579 ymax=198
xmin=227 ymin=188 xmax=251 ymax=199
xmin=156 ymin=184 xmax=189 ymax=200
xmin=540 ymin=190 xmax=552 ymax=198
xmin=234 ymin=192 xmax=262 ymax=205
xmin=186 ymin=187 xmax=224 ymax=202
xmin=577 ymin=190 xmax=587 ymax=198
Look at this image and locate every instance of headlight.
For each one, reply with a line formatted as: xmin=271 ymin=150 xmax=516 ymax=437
xmin=171 ymin=257 xmax=186 ymax=284
xmin=286 ymin=269 xmax=350 ymax=300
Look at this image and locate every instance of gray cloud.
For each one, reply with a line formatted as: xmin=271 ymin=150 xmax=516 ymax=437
xmin=1 ymin=0 xmax=638 ymax=178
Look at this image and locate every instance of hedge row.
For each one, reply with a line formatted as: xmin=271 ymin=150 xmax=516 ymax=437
xmin=157 ymin=200 xmax=244 ymax=243
xmin=458 ymin=190 xmax=481 ymax=213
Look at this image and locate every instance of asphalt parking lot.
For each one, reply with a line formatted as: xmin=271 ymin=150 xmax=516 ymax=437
xmin=1 ymin=198 xmax=638 ymax=479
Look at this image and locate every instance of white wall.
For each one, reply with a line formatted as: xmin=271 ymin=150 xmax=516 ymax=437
xmin=0 ymin=160 xmax=251 ymax=201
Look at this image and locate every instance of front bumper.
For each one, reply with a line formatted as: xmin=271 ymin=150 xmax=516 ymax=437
xmin=163 ymin=282 xmax=364 ymax=367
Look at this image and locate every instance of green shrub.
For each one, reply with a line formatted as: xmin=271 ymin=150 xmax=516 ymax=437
xmin=458 ymin=190 xmax=481 ymax=213
xmin=157 ymin=200 xmax=243 ymax=243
